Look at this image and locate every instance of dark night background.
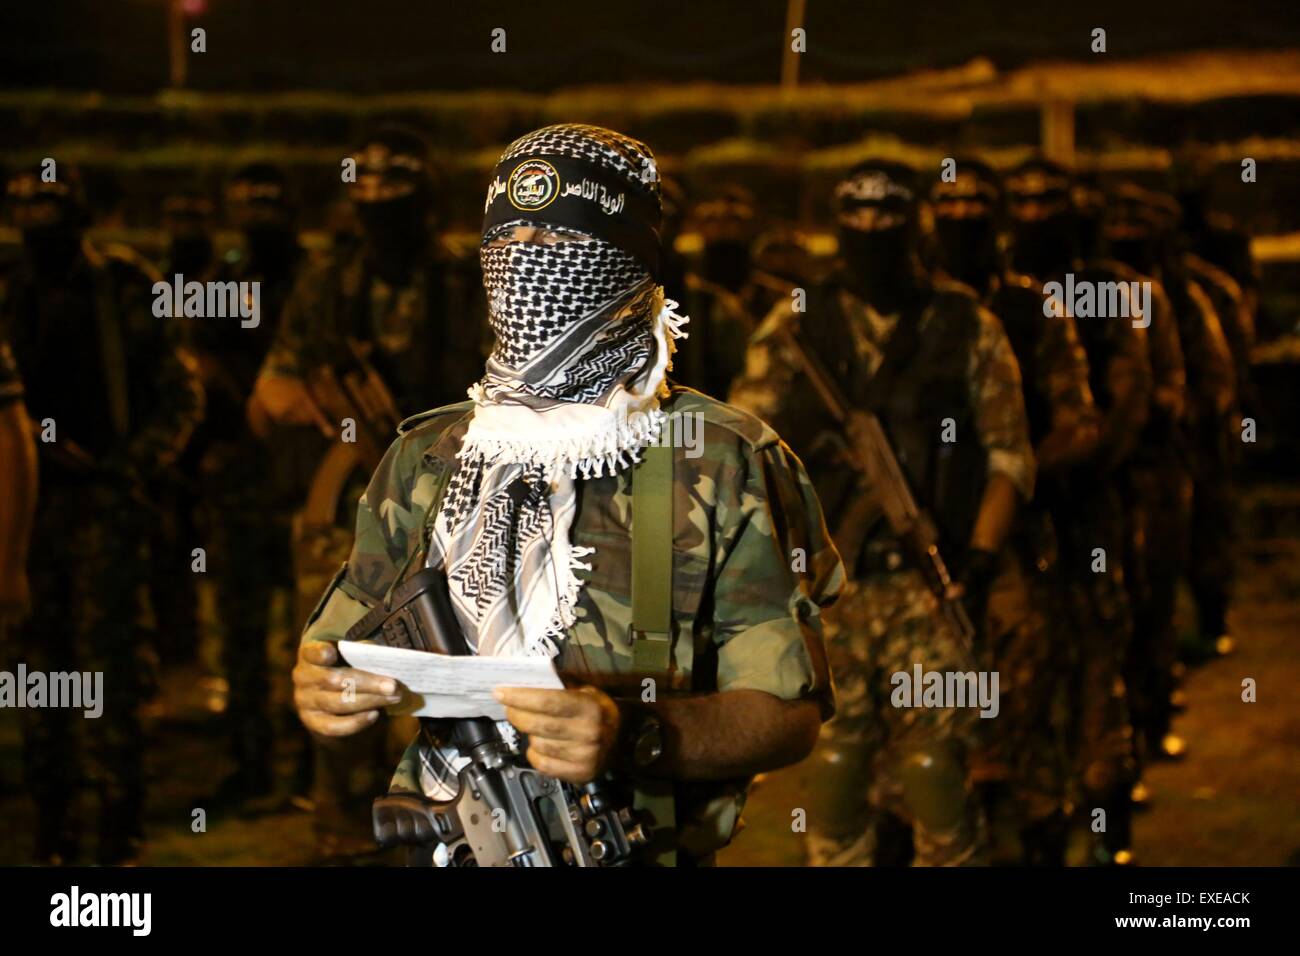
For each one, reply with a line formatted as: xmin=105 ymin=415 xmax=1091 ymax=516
xmin=3 ymin=0 xmax=1299 ymax=91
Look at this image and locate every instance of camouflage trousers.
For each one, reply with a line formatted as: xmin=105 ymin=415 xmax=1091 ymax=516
xmin=805 ymin=568 xmax=988 ymax=867
xmin=1051 ymin=483 xmax=1135 ymax=797
xmin=199 ymin=439 xmax=297 ymax=779
xmin=973 ymin=547 xmax=1071 ymax=828
xmin=1188 ymin=466 xmax=1235 ymax=641
xmin=4 ymin=481 xmax=152 ymax=861
xmin=1123 ymin=460 xmax=1192 ymax=757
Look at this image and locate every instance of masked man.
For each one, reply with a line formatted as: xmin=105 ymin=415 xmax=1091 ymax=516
xmin=191 ymin=164 xmax=308 ymax=804
xmin=1 ymin=167 xmax=202 ymax=863
xmin=291 ymin=124 xmax=841 ymax=866
xmin=1004 ymin=160 xmax=1154 ymax=864
xmin=732 ymin=160 xmax=1035 ymax=866
xmin=931 ymin=159 xmax=1100 ymax=864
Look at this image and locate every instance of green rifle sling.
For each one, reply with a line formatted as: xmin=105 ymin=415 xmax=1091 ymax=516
xmin=630 ymin=420 xmax=679 ymax=866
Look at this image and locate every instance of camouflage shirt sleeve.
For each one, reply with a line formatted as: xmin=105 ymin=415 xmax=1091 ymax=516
xmin=726 ymin=297 xmax=816 ymax=436
xmin=1146 ymin=281 xmax=1187 ymax=422
xmin=707 ymin=416 xmax=843 ymax=720
xmin=1100 ymin=324 xmax=1153 ymax=470
xmin=1183 ymin=281 xmax=1237 ymax=420
xmin=261 ymin=256 xmax=336 ymax=380
xmin=1038 ymin=311 xmax=1100 ymax=437
xmin=110 ymin=257 xmax=203 ymax=474
xmin=968 ymin=305 xmax=1036 ymax=499
xmin=0 ymin=337 xmax=23 ymax=406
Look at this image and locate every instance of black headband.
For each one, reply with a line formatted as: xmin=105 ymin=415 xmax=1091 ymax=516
xmin=482 ymin=153 xmax=662 ymax=276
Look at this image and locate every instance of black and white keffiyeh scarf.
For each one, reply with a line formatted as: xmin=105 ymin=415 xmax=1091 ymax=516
xmin=427 ymin=125 xmax=688 ymax=667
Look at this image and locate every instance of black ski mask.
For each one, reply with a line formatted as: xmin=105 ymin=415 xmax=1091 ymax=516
xmin=1005 ymin=160 xmax=1078 ymax=280
xmin=227 ymin=163 xmax=300 ymax=282
xmin=243 ymin=224 xmax=299 ymax=280
xmin=702 ymin=238 xmax=751 ymax=292
xmin=349 ymin=126 xmax=436 ymax=285
xmin=356 ymin=196 xmax=429 ymax=283
xmin=838 ymin=223 xmax=915 ymax=306
xmin=9 ymin=173 xmax=88 ymax=280
xmin=167 ymin=234 xmax=215 ymax=277
xmin=929 ymin=158 xmax=1003 ymax=292
xmin=1107 ymin=234 xmax=1158 ymax=276
xmin=834 ymin=161 xmax=923 ymax=313
xmin=23 ymin=224 xmax=84 ymax=280
xmin=1009 ymin=213 xmax=1077 ymax=280
xmin=934 ymin=216 xmax=998 ymax=291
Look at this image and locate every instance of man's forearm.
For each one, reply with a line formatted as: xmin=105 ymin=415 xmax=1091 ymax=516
xmin=0 ymin=402 xmax=38 ymax=584
xmin=968 ymin=472 xmax=1018 ymax=553
xmin=1035 ymin=419 xmax=1099 ymax=473
xmin=638 ymin=689 xmax=821 ymax=782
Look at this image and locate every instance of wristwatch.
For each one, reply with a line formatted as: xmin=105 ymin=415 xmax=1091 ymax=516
xmin=618 ymin=703 xmax=664 ymax=771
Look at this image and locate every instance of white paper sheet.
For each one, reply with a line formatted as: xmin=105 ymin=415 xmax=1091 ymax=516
xmin=335 ymin=640 xmax=564 ymax=720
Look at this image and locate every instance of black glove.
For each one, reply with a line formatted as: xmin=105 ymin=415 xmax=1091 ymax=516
xmin=956 ymin=547 xmax=999 ymax=632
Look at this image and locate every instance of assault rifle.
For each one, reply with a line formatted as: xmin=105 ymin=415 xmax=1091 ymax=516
xmin=347 ymin=567 xmax=651 ymax=867
xmin=301 ymin=338 xmax=403 ymax=472
xmin=775 ymin=326 xmax=976 ymax=653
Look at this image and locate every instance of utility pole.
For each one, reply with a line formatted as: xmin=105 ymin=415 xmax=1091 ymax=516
xmin=782 ymin=0 xmax=807 ymax=90
xmin=168 ymin=0 xmax=187 ymax=88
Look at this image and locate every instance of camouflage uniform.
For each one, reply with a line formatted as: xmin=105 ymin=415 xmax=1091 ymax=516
xmin=977 ymin=272 xmax=1100 ymax=846
xmin=1107 ymin=268 xmax=1193 ymax=764
xmin=0 ymin=241 xmax=202 ymax=862
xmin=1188 ymin=254 xmax=1254 ymax=416
xmin=0 ymin=335 xmax=21 ymax=403
xmin=1168 ymin=275 xmax=1237 ymax=662
xmin=299 ymin=387 xmax=842 ymax=863
xmin=731 ymin=279 xmax=1035 ymax=866
xmin=188 ymin=245 xmax=307 ymax=793
xmin=1045 ymin=262 xmax=1152 ymax=822
xmin=1182 ymin=256 xmax=1248 ymax=647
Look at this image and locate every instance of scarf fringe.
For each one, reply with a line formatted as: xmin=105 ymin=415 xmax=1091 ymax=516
xmin=525 ymin=545 xmax=597 ymax=657
xmin=662 ymin=296 xmax=690 ymax=341
xmin=458 ymin=408 xmax=668 ymax=482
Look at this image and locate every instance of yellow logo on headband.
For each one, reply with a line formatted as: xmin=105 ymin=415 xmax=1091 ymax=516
xmin=507 ymin=159 xmax=560 ymax=211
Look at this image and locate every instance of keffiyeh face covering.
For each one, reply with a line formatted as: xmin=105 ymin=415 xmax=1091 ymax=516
xmin=428 ymin=124 xmax=688 ymax=662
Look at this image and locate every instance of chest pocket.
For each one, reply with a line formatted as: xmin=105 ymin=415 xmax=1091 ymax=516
xmin=568 ymin=460 xmax=706 ymax=696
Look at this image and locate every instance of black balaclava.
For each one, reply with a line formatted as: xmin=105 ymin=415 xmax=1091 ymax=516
xmin=693 ymin=186 xmax=757 ymax=293
xmin=1071 ymin=174 xmax=1107 ymax=262
xmin=8 ymin=171 xmax=88 ymax=281
xmin=226 ymin=162 xmax=300 ymax=282
xmin=930 ymin=158 xmax=1002 ymax=293
xmin=1005 ymin=159 xmax=1078 ymax=280
xmin=1104 ymin=184 xmax=1173 ymax=278
xmin=348 ymin=125 xmax=435 ymax=285
xmin=163 ymin=191 xmax=217 ymax=277
xmin=835 ymin=160 xmax=924 ymax=313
